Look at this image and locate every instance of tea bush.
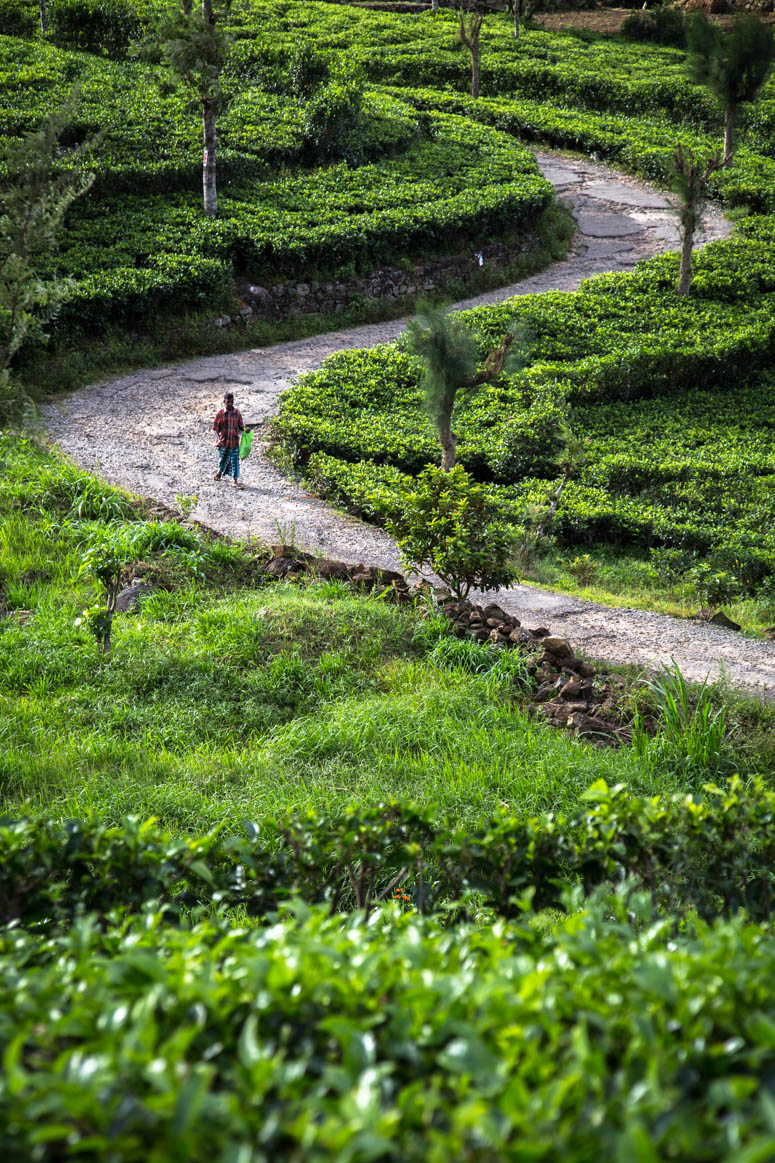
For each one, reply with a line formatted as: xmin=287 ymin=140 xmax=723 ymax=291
xmin=4 ymin=776 xmax=775 ymax=926
xmin=4 ymin=897 xmax=775 ymax=1161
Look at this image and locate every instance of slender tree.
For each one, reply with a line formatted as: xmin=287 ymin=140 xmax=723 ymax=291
xmin=458 ymin=6 xmax=485 ymax=99
xmin=405 ymin=302 xmax=525 ymax=471
xmin=687 ymin=13 xmax=774 ymax=166
xmin=669 ymin=143 xmax=724 ymax=296
xmin=160 ymin=2 xmax=231 ymax=216
xmin=0 ymin=104 xmax=94 ymax=423
xmin=39 ymin=0 xmax=47 ymax=33
xmin=509 ymin=0 xmax=520 ymax=42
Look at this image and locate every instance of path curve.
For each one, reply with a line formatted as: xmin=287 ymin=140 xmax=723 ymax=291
xmin=43 ymin=153 xmax=775 ymax=697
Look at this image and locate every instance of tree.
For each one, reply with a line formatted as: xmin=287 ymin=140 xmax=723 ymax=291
xmin=39 ymin=0 xmax=47 ymax=33
xmin=159 ymin=1 xmax=231 ymax=216
xmin=669 ymin=143 xmax=724 ymax=295
xmin=404 ymin=301 xmax=525 ymax=471
xmin=0 ymin=104 xmax=94 ymax=424
xmin=458 ymin=5 xmax=485 ymax=99
xmin=508 ymin=0 xmax=520 ymax=42
xmin=687 ymin=13 xmax=775 ymax=166
xmin=386 ymin=464 xmax=519 ymax=599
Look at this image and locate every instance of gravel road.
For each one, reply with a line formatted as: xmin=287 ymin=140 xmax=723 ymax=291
xmin=43 ymin=152 xmax=775 ymax=697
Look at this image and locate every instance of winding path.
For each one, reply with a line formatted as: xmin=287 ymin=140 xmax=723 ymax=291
xmin=43 ymin=153 xmax=775 ymax=697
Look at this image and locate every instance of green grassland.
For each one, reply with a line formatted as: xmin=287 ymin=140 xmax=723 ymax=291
xmin=1 ymin=433 xmax=703 ymax=830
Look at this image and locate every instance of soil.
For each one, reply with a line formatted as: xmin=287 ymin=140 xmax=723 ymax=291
xmin=42 ymin=152 xmax=775 ymax=698
xmin=535 ymin=7 xmax=775 ymax=34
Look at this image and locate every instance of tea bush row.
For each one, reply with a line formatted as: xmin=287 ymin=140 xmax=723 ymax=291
xmin=4 ymin=776 xmax=775 ymax=926
xmin=5 ymin=895 xmax=775 ymax=1161
xmin=0 ymin=35 xmax=552 ymax=335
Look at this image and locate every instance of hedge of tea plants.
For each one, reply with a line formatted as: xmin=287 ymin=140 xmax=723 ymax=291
xmin=5 ymin=780 xmax=775 ymax=1159
xmin=6 ymin=894 xmax=775 ymax=1161
xmin=0 ymin=29 xmax=552 ymax=340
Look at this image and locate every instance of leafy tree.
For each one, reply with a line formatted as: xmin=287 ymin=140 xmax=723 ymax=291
xmin=687 ymin=13 xmax=775 ymax=165
xmin=404 ymin=301 xmax=526 ymax=471
xmin=669 ymin=143 xmax=724 ymax=295
xmin=158 ymin=1 xmax=231 ymax=216
xmin=458 ymin=5 xmax=485 ymax=99
xmin=386 ymin=464 xmax=519 ymax=598
xmin=0 ymin=104 xmax=94 ymax=424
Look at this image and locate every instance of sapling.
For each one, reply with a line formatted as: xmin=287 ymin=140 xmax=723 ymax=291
xmin=157 ymin=1 xmax=231 ymax=216
xmin=687 ymin=13 xmax=774 ymax=165
xmin=459 ymin=6 xmax=485 ymax=98
xmin=404 ymin=301 xmax=527 ymax=471
xmin=669 ymin=143 xmax=724 ymax=295
xmin=0 ymin=103 xmax=94 ymax=423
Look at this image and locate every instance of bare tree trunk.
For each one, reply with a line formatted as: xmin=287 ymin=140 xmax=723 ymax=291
xmin=438 ymin=417 xmax=456 ymax=471
xmin=677 ymin=219 xmax=695 ymax=296
xmin=203 ymin=99 xmax=217 ymax=217
xmin=459 ymin=12 xmax=483 ymax=100
xmin=723 ymin=103 xmax=737 ymax=167
xmin=39 ymin=0 xmax=47 ymax=33
xmin=514 ymin=0 xmax=520 ymax=41
xmin=536 ymin=468 xmax=571 ymax=538
xmin=431 ymin=0 xmax=439 ymax=9
xmin=202 ymin=0 xmax=213 ymax=17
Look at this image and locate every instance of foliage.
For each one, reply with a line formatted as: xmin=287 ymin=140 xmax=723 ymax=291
xmin=48 ymin=0 xmax=143 ymax=58
xmin=0 ymin=101 xmax=94 ymax=422
xmin=622 ymin=5 xmax=687 ymax=49
xmin=687 ymin=13 xmax=775 ymax=110
xmin=385 ymin=463 xmax=519 ymax=598
xmin=633 ymin=661 xmax=735 ymax=781
xmin=5 ymin=773 xmax=775 ymax=925
xmin=5 ymin=897 xmax=775 ymax=1160
xmin=159 ymin=4 xmax=232 ymax=109
xmin=302 ymin=55 xmax=366 ymax=163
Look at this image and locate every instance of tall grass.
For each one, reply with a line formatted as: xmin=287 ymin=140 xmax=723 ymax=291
xmin=632 ymin=660 xmax=735 ymax=780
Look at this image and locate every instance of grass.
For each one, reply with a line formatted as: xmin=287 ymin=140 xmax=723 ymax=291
xmin=5 ymin=432 xmax=771 ymax=836
xmin=526 ymin=546 xmax=775 ymax=637
xmin=18 ymin=203 xmax=573 ymax=403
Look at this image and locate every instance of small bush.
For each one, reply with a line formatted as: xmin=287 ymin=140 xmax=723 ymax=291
xmin=622 ymin=6 xmax=688 ymax=49
xmin=385 ymin=464 xmax=519 ymax=599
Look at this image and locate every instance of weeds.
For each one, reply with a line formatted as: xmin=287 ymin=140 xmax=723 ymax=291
xmin=633 ymin=660 xmax=736 ymax=779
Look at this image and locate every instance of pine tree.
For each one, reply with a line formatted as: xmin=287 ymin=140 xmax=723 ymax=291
xmin=0 ymin=104 xmax=94 ymax=423
xmin=669 ymin=143 xmax=724 ymax=296
xmin=687 ymin=13 xmax=774 ymax=165
xmin=404 ymin=302 xmax=525 ymax=471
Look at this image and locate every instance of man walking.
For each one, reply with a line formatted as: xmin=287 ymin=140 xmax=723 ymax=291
xmin=213 ymin=392 xmax=246 ymax=489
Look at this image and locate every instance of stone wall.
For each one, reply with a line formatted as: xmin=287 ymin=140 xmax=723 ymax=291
xmin=215 ymin=237 xmax=530 ymax=329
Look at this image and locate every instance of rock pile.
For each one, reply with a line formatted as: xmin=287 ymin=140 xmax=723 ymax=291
xmin=440 ymin=598 xmax=632 ymax=745
xmin=262 ymin=548 xmax=634 ymax=746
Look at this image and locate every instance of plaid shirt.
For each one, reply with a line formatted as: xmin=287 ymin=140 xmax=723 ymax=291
xmin=213 ymin=406 xmax=244 ymax=449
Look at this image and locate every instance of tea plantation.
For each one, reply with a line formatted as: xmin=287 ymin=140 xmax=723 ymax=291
xmin=4 ymin=1 xmax=775 ymax=1159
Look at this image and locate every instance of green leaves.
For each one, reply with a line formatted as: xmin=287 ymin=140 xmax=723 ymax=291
xmin=4 ymin=896 xmax=775 ymax=1159
xmin=385 ymin=464 xmax=519 ymax=599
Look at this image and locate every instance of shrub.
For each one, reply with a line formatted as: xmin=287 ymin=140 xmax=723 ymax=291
xmin=622 ymin=6 xmax=688 ymax=49
xmin=385 ymin=464 xmax=519 ymax=599
xmin=48 ymin=0 xmax=143 ymax=57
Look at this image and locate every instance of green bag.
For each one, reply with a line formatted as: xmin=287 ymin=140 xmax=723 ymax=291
xmin=239 ymin=429 xmax=253 ymax=460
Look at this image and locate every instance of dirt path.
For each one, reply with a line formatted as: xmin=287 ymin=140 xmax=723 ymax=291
xmin=43 ymin=153 xmax=775 ymax=697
